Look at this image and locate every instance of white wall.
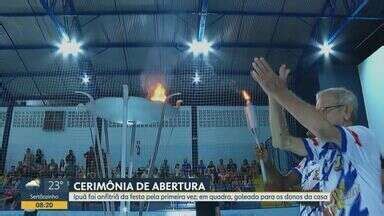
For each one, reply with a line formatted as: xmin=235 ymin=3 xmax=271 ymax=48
xmin=358 ymin=46 xmax=384 ymax=155
xmin=197 ymin=106 xmax=271 ymax=165
xmin=106 ymin=107 xmax=192 ymax=169
xmin=5 ymin=105 xmax=275 ymax=171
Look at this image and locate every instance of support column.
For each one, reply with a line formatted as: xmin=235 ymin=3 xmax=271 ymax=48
xmin=191 ymin=106 xmax=198 ymax=174
xmin=1 ymin=102 xmax=14 ymax=174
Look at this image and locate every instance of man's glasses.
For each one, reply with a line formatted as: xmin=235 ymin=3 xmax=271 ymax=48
xmin=318 ymin=104 xmax=345 ymax=113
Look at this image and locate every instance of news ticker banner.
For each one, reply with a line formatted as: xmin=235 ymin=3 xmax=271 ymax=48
xmin=20 ymin=178 xmax=330 ymax=210
xmin=20 ymin=178 xmax=210 ymax=210
xmin=69 ymin=191 xmax=330 ymax=202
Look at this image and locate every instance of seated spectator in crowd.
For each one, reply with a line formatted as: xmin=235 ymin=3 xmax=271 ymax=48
xmin=35 ymin=148 xmax=44 ymax=165
xmin=217 ymin=167 xmax=226 ymax=184
xmin=229 ymin=167 xmax=238 ymax=183
xmin=144 ymin=160 xmax=151 ymax=171
xmin=65 ymin=150 xmax=76 ymax=166
xmin=48 ymin=159 xmax=58 ymax=177
xmin=197 ymin=160 xmax=206 ymax=177
xmin=15 ymin=161 xmax=23 ymax=176
xmin=65 ymin=149 xmax=77 ymax=178
xmin=112 ymin=168 xmax=121 ymax=178
xmin=141 ymin=169 xmax=149 ymax=178
xmin=3 ymin=177 xmax=20 ymax=210
xmin=116 ymin=161 xmax=121 ymax=174
xmin=206 ymin=161 xmax=218 ymax=185
xmin=23 ymin=148 xmax=34 ymax=168
xmin=207 ymin=161 xmax=216 ymax=175
xmin=134 ymin=168 xmax=143 ymax=178
xmin=174 ymin=163 xmax=181 ymax=177
xmin=160 ymin=160 xmax=170 ymax=178
xmin=240 ymin=175 xmax=252 ymax=191
xmin=38 ymin=159 xmax=49 ymax=177
xmin=227 ymin=159 xmax=237 ymax=172
xmin=240 ymin=159 xmax=250 ymax=177
xmin=77 ymin=166 xmax=86 ymax=178
xmin=125 ymin=167 xmax=129 ymax=177
xmin=29 ymin=163 xmax=39 ymax=178
xmin=231 ymin=179 xmax=241 ymax=192
xmin=58 ymin=159 xmax=65 ymax=177
xmin=0 ymin=176 xmax=6 ymax=190
xmin=181 ymin=159 xmax=191 ymax=177
xmin=8 ymin=166 xmax=16 ymax=177
xmin=84 ymin=147 xmax=96 ymax=177
xmin=217 ymin=159 xmax=226 ymax=173
xmin=249 ymin=160 xmax=260 ymax=178
xmin=65 ymin=162 xmax=76 ymax=178
xmin=153 ymin=168 xmax=159 ymax=178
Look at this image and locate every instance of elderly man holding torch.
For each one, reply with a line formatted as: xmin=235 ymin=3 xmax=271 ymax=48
xmin=251 ymin=57 xmax=383 ymax=215
xmin=255 ymin=65 xmax=326 ymax=215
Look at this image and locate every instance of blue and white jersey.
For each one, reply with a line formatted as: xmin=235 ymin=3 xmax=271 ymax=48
xmin=293 ymin=157 xmax=322 ymax=216
xmin=303 ymin=125 xmax=383 ymax=216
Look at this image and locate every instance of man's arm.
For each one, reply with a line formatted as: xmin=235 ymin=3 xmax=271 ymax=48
xmin=272 ymin=90 xmax=340 ymax=146
xmin=251 ymin=58 xmax=341 ymax=146
xmin=269 ymin=97 xmax=307 ymax=156
xmin=268 ymin=65 xmax=307 ymax=156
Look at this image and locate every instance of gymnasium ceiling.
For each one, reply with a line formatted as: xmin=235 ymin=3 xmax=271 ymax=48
xmin=0 ymin=0 xmax=383 ymax=103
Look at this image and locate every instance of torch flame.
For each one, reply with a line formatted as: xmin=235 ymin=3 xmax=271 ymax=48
xmin=242 ymin=90 xmax=251 ymax=101
xmin=150 ymin=83 xmax=167 ymax=102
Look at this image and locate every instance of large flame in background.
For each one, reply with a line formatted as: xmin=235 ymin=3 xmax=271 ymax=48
xmin=242 ymin=90 xmax=251 ymax=101
xmin=150 ymin=83 xmax=167 ymax=102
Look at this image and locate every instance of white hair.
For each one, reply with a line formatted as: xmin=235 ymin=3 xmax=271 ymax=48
xmin=316 ymin=87 xmax=358 ymax=121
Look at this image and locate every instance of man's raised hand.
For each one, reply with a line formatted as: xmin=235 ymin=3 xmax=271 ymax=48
xmin=250 ymin=57 xmax=288 ymax=96
xmin=278 ymin=64 xmax=290 ymax=84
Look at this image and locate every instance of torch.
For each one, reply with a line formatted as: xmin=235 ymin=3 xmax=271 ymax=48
xmin=242 ymin=90 xmax=267 ymax=183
